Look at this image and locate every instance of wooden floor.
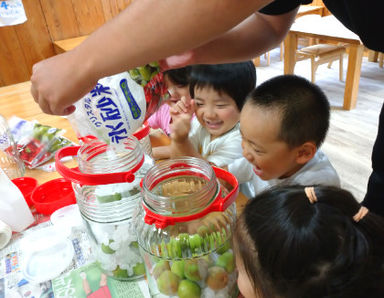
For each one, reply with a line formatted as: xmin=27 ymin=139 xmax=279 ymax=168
xmin=256 ymin=48 xmax=384 ymax=202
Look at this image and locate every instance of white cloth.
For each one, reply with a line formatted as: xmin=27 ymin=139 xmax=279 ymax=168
xmin=189 ymin=118 xmax=242 ymax=167
xmin=228 ymin=150 xmax=340 ymax=198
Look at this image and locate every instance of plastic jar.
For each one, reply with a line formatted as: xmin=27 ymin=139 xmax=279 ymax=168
xmin=56 ymin=136 xmax=153 ymax=280
xmin=134 ymin=157 xmax=239 ymax=297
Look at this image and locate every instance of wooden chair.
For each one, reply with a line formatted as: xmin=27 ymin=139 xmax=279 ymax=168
xmin=295 ymin=43 xmax=346 ymax=83
xmin=379 ymin=52 xmax=383 ymax=68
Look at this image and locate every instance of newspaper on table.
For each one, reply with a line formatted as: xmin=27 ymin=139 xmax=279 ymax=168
xmin=0 ymin=220 xmax=150 ymax=298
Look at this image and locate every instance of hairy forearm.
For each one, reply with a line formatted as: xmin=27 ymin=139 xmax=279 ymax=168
xmin=192 ymin=8 xmax=298 ymax=64
xmin=73 ymin=0 xmax=270 ymax=81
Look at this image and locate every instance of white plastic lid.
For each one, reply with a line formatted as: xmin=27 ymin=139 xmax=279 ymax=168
xmin=20 ymin=226 xmax=74 ymax=284
xmin=50 ymin=204 xmax=83 ymax=237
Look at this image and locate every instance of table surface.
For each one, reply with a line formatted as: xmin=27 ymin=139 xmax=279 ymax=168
xmin=290 ymin=15 xmax=361 ymax=44
xmin=284 ymin=15 xmax=364 ymax=110
xmin=0 ymin=81 xmax=248 ymax=213
xmin=296 ymin=5 xmax=324 ymax=17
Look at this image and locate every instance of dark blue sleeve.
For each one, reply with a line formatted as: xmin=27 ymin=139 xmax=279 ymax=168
xmin=259 ymin=0 xmax=313 ymax=15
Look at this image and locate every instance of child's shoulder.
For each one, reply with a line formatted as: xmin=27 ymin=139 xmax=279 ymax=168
xmin=295 ymin=150 xmax=340 ymax=187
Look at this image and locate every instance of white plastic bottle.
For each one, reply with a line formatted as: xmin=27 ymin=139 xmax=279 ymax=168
xmin=0 ymin=168 xmax=34 ymax=232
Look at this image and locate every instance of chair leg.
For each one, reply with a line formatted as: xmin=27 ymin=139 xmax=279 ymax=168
xmin=311 ymin=58 xmax=316 ymax=83
xmin=264 ymin=51 xmax=270 ymax=65
xmin=280 ymin=42 xmax=284 ymax=61
xmin=379 ymin=52 xmax=383 ymax=68
xmin=253 ymin=57 xmax=260 ymax=67
xmin=339 ymin=53 xmax=343 ymax=81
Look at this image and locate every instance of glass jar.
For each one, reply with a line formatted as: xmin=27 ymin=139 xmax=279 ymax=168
xmin=134 ymin=157 xmax=239 ymax=297
xmin=56 ymin=136 xmax=153 ymax=280
xmin=0 ymin=114 xmax=25 ymax=179
xmin=133 ymin=121 xmax=152 ymax=158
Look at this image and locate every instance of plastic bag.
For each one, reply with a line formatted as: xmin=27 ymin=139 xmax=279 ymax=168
xmin=67 ymin=64 xmax=167 ymax=145
xmin=8 ymin=117 xmax=74 ymax=168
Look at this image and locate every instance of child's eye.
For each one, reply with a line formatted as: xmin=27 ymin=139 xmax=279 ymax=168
xmin=252 ymin=147 xmax=264 ymax=154
xmin=216 ymin=104 xmax=228 ymax=108
xmin=195 ymin=102 xmax=203 ymax=107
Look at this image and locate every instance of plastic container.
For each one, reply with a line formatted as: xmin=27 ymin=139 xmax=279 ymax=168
xmin=50 ymin=204 xmax=83 ymax=237
xmin=20 ymin=226 xmax=74 ymax=284
xmin=134 ymin=157 xmax=239 ymax=298
xmin=12 ymin=177 xmax=38 ymax=207
xmin=0 ymin=168 xmax=34 ymax=232
xmin=55 ymin=136 xmax=154 ymax=280
xmin=31 ymin=178 xmax=76 ymax=215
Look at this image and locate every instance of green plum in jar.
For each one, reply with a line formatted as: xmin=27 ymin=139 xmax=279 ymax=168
xmin=134 ymin=157 xmax=239 ymax=297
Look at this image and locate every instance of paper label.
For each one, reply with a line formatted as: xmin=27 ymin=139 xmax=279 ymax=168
xmin=0 ymin=0 xmax=27 ymax=27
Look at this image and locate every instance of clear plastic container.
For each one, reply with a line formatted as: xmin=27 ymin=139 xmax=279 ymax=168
xmin=134 ymin=157 xmax=239 ymax=297
xmin=56 ymin=136 xmax=153 ymax=280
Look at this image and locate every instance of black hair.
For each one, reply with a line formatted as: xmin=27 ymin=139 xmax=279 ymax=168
xmin=189 ymin=62 xmax=256 ymax=111
xmin=246 ymin=75 xmax=330 ymax=148
xmin=163 ymin=66 xmax=191 ymax=86
xmin=234 ymin=185 xmax=384 ymax=298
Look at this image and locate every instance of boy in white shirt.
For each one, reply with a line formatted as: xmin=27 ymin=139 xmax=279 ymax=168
xmin=229 ymin=75 xmax=340 ymax=198
xmin=170 ymin=62 xmax=256 ymax=167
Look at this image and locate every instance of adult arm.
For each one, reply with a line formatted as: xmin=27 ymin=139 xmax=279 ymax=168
xmin=31 ymin=0 xmax=271 ymax=115
xmin=164 ymin=8 xmax=298 ymax=67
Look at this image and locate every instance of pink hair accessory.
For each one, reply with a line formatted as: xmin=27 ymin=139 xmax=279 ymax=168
xmin=304 ymin=187 xmax=317 ymax=204
xmin=353 ymin=206 xmax=369 ymax=222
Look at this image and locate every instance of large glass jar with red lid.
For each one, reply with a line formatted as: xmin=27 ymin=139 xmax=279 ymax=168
xmin=134 ymin=157 xmax=239 ymax=297
xmin=55 ymin=136 xmax=153 ymax=280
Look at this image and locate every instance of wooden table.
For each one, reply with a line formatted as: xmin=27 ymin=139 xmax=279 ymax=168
xmin=284 ymin=15 xmax=364 ymax=110
xmin=296 ymin=5 xmax=324 ymax=17
xmin=0 ymin=81 xmax=248 ymax=213
xmin=53 ymin=35 xmax=88 ymax=54
xmin=253 ymin=5 xmax=324 ymax=67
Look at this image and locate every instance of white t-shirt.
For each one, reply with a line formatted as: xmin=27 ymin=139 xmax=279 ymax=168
xmin=228 ymin=150 xmax=340 ymax=198
xmin=189 ymin=118 xmax=242 ymax=167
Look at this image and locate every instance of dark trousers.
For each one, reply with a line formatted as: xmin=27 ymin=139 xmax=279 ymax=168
xmin=362 ymin=102 xmax=384 ymax=217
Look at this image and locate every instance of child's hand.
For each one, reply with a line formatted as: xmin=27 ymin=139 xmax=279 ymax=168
xmin=170 ymin=96 xmax=194 ymax=117
xmin=170 ymin=112 xmax=193 ymax=142
xmin=169 ymin=96 xmax=194 ymax=142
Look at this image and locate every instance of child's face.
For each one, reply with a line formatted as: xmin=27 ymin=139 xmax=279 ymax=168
xmin=240 ymin=103 xmax=302 ymax=180
xmin=164 ymin=76 xmax=190 ymax=105
xmin=193 ymin=87 xmax=240 ymax=140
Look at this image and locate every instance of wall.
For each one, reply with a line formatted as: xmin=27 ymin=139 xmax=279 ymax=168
xmin=0 ymin=0 xmax=130 ymax=87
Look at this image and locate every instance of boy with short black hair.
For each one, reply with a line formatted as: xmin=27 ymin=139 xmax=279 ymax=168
xmin=230 ymin=74 xmax=340 ymax=197
xmin=170 ymin=62 xmax=256 ymax=167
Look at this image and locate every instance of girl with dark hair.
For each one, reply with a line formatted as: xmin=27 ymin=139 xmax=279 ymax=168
xmin=148 ymin=67 xmax=191 ymax=159
xmin=234 ymin=185 xmax=384 ymax=298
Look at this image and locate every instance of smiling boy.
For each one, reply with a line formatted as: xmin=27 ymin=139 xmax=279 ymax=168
xmin=229 ymin=75 xmax=340 ymax=197
xmin=170 ymin=62 xmax=256 ymax=167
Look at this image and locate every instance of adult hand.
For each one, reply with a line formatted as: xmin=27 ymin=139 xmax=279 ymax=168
xmin=30 ymin=51 xmax=98 ymax=116
xmin=159 ymin=50 xmax=195 ymax=71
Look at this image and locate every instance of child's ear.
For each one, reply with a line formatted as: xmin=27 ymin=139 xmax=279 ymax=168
xmin=295 ymin=142 xmax=317 ymax=164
